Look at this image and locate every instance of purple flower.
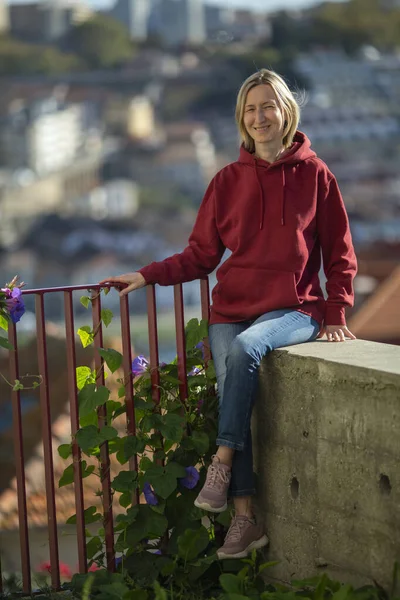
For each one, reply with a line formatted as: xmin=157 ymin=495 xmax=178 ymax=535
xmin=115 ymin=556 xmax=123 ymax=567
xmin=196 ymin=341 xmax=206 ymax=359
xmin=132 ymin=355 xmax=149 ymax=376
xmin=3 ymin=287 xmax=25 ymax=324
xmin=143 ymin=482 xmax=158 ymax=505
xmin=179 ymin=466 xmax=200 ymax=490
xmin=188 ymin=366 xmax=201 ymax=377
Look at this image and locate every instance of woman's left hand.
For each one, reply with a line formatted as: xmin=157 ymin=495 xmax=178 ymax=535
xmin=317 ymin=325 xmax=356 ymax=342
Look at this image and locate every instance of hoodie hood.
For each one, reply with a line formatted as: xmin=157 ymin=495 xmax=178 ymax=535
xmin=238 ymin=130 xmax=317 ymax=229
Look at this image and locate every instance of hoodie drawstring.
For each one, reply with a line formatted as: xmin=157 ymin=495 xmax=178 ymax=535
xmin=253 ymin=160 xmax=265 ymax=230
xmin=254 ymin=160 xmax=287 ymax=229
xmin=281 ymin=164 xmax=286 ymax=226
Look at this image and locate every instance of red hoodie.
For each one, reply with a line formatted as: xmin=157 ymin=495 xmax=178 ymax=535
xmin=139 ymin=131 xmax=357 ymax=327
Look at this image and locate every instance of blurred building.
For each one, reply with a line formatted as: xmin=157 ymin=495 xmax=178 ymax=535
xmin=0 ymin=0 xmax=9 ymax=33
xmin=204 ymin=5 xmax=234 ymax=41
xmin=105 ymin=94 xmax=157 ymax=139
xmin=9 ymin=0 xmax=92 ymax=43
xmin=153 ymin=0 xmax=206 ymax=46
xmin=0 ymin=97 xmax=88 ymax=175
xmin=109 ymin=0 xmax=152 ymax=41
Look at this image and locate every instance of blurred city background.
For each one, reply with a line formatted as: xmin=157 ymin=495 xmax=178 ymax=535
xmin=0 ymin=0 xmax=400 ymax=575
xmin=0 ymin=0 xmax=399 ymax=352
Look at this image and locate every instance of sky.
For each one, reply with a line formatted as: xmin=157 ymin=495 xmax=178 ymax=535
xmin=7 ymin=0 xmax=349 ymax=13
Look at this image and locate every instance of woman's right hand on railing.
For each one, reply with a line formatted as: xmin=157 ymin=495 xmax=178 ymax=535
xmin=98 ymin=272 xmax=146 ymax=297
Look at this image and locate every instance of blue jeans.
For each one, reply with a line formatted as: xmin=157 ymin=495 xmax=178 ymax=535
xmin=208 ymin=308 xmax=320 ymax=497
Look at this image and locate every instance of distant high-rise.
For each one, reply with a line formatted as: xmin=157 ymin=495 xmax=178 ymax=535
xmin=156 ymin=0 xmax=205 ymax=46
xmin=0 ymin=0 xmax=9 ymax=33
xmin=110 ymin=0 xmax=151 ymax=41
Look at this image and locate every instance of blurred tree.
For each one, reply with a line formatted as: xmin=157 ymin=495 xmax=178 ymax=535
xmin=268 ymin=0 xmax=400 ymax=54
xmin=65 ymin=14 xmax=133 ymax=69
xmin=0 ymin=36 xmax=81 ymax=75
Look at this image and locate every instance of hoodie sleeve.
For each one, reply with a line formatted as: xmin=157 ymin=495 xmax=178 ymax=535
xmin=317 ymin=173 xmax=357 ymax=326
xmin=138 ymin=177 xmax=225 ymax=286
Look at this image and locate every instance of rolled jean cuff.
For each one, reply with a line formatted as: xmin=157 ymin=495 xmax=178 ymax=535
xmin=229 ymin=488 xmax=256 ymax=497
xmin=216 ymin=437 xmax=244 ymax=452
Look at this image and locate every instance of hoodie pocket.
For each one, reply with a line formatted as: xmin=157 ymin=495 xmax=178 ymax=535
xmin=214 ymin=267 xmax=300 ymax=319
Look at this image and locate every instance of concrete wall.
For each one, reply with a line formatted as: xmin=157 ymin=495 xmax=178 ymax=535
xmin=253 ymin=339 xmax=400 ymax=590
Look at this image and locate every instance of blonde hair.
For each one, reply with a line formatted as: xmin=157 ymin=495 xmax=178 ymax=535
xmin=235 ymin=69 xmax=301 ymax=152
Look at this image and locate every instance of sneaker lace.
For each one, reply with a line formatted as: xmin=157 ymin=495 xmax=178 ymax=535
xmin=225 ymin=515 xmax=248 ymax=543
xmin=205 ymin=461 xmax=230 ymax=491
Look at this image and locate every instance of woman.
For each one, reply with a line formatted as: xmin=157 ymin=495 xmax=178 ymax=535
xmin=100 ymin=69 xmax=357 ymax=560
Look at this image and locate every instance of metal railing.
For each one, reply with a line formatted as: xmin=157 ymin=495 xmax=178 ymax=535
xmin=2 ymin=279 xmax=211 ymax=594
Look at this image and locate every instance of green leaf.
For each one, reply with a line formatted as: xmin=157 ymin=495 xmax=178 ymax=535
xmin=79 ymin=411 xmax=98 ymax=428
xmin=76 ymin=366 xmax=94 ymax=391
xmin=177 ymin=526 xmax=210 ymax=561
xmin=101 ymin=309 xmax=113 ymax=327
xmin=199 ymin=319 xmax=209 ymax=339
xmin=126 ymin=505 xmax=168 ymax=547
xmin=111 ymin=471 xmax=138 ymax=493
xmin=66 ymin=506 xmax=102 ymax=525
xmin=0 ymin=314 xmax=9 ymax=332
xmin=98 ymin=583 xmax=130 ymax=599
xmin=58 ymin=444 xmax=72 ymax=459
xmin=80 ymin=296 xmax=91 ymax=309
xmin=12 ymin=380 xmax=24 ymax=391
xmin=86 ymin=536 xmax=102 ymax=559
xmin=165 ymin=462 xmax=186 ymax=478
xmin=119 ymin=491 xmax=132 ymax=508
xmin=158 ymin=413 xmax=185 ymax=443
xmin=124 ymin=435 xmax=147 ymax=458
xmin=145 ymin=465 xmax=177 ymax=500
xmin=59 ymin=464 xmax=74 ymax=488
xmin=191 ymin=431 xmax=209 ymax=455
xmin=77 ymin=326 xmax=94 ymax=348
xmin=0 ymin=336 xmax=13 ymax=350
xmin=153 ymin=582 xmax=167 ymax=600
xmin=78 ymin=384 xmax=110 ymax=418
xmin=76 ymin=425 xmax=118 ymax=453
xmin=98 ymin=348 xmax=122 ymax=373
xmin=185 ymin=318 xmax=201 ymax=350
xmin=124 ymin=590 xmax=149 ymax=600
xmin=81 ymin=460 xmax=95 ymax=479
xmin=331 ymin=585 xmax=354 ymax=600
xmin=219 ymin=574 xmax=242 ymax=594
xmin=140 ymin=456 xmax=153 ymax=471
xmin=205 ymin=359 xmax=216 ymax=380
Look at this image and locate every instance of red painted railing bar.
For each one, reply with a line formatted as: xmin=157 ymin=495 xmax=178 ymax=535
xmin=200 ymin=278 xmax=212 ymax=367
xmin=119 ymin=294 xmax=140 ymax=504
xmin=8 ymin=323 xmax=32 ymax=594
xmin=146 ymin=286 xmax=161 ymax=406
xmin=35 ymin=294 xmax=60 ymax=590
xmin=21 ymin=284 xmax=105 ymax=296
xmin=174 ymin=284 xmax=188 ymax=403
xmin=64 ymin=291 xmax=87 ymax=573
xmin=91 ymin=292 xmax=115 ymax=572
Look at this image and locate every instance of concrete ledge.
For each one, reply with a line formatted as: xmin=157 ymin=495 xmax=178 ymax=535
xmin=253 ymin=339 xmax=400 ymax=589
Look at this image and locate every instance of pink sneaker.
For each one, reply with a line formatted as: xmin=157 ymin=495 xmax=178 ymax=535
xmin=217 ymin=514 xmax=269 ymax=560
xmin=194 ymin=455 xmax=231 ymax=513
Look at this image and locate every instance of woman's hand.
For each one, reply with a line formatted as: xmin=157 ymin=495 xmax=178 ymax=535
xmin=98 ymin=272 xmax=146 ymax=297
xmin=317 ymin=324 xmax=356 ymax=342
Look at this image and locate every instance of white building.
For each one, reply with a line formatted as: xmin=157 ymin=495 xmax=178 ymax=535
xmin=0 ymin=97 xmax=86 ymax=176
xmin=109 ymin=0 xmax=152 ymax=41
xmin=0 ymin=0 xmax=9 ymax=33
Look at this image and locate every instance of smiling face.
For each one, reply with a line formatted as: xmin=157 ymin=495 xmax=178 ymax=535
xmin=243 ymin=84 xmax=286 ymax=148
